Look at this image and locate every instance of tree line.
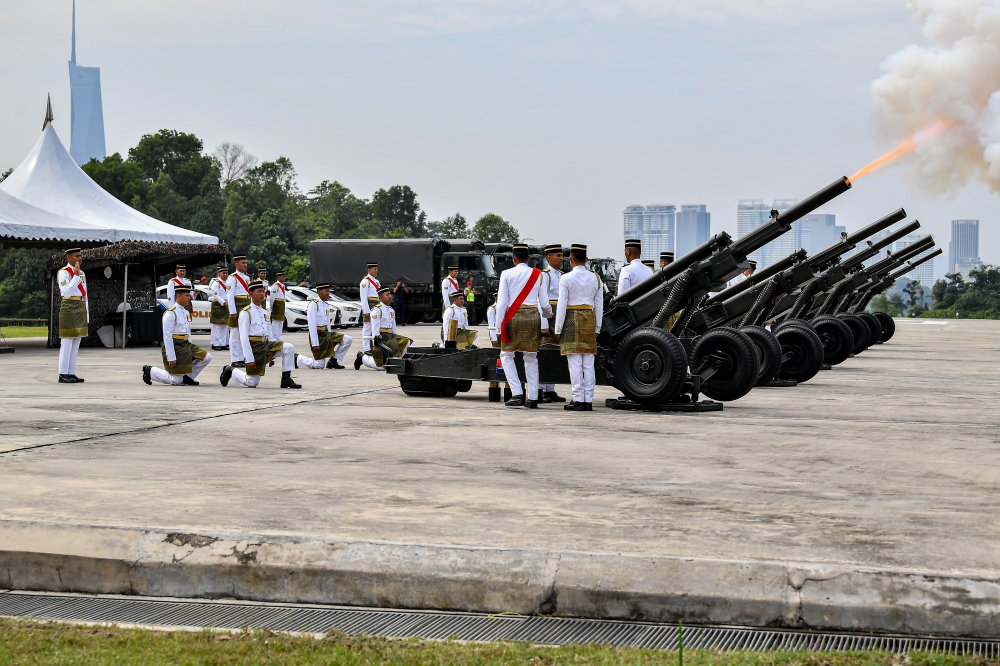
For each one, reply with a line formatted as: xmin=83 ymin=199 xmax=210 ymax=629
xmin=869 ymin=265 xmax=1000 ymax=319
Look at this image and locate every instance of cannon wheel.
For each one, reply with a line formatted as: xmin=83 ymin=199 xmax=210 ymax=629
xmin=857 ymin=313 xmax=883 ymax=348
xmin=399 ymin=376 xmax=460 ymax=397
xmin=810 ymin=315 xmax=854 ymax=366
xmin=691 ymin=328 xmax=759 ymax=402
xmin=774 ymin=321 xmax=824 ymax=383
xmin=873 ymin=312 xmax=896 ymax=342
xmin=613 ymin=327 xmax=688 ymax=404
xmin=739 ymin=325 xmax=782 ymax=386
xmin=837 ymin=314 xmax=870 ymax=354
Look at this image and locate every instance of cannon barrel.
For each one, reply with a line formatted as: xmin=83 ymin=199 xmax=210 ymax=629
xmin=610 ymin=232 xmax=731 ymax=306
xmin=728 ymin=177 xmax=852 ymax=258
xmin=840 ymin=220 xmax=921 ymax=270
xmin=705 ymin=249 xmax=806 ymax=305
xmin=864 ymin=236 xmax=935 ymax=279
xmin=806 ymin=208 xmax=908 ymax=271
xmin=885 ymin=248 xmax=943 ymax=283
xmin=845 ymin=208 xmax=907 ymax=245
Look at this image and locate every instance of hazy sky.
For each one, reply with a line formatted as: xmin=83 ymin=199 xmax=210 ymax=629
xmin=1 ymin=0 xmax=996 ymax=275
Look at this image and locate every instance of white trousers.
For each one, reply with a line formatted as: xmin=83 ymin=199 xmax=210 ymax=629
xmin=270 ymin=319 xmax=284 ymax=341
xmin=296 ymin=334 xmax=353 ymax=368
xmin=151 ymin=352 xmax=213 ymax=385
xmin=227 ymin=342 xmax=295 ymax=387
xmin=228 ymin=326 xmax=243 ymax=363
xmin=541 ymin=383 xmax=555 ymax=393
xmin=362 ymin=318 xmax=372 ymax=352
xmin=567 ymin=353 xmax=596 ymax=403
xmin=361 ymin=353 xmax=383 ymax=371
xmin=58 ymin=337 xmax=81 ymax=374
xmin=500 ymin=351 xmax=538 ymax=400
xmin=211 ymin=324 xmax=229 ymax=347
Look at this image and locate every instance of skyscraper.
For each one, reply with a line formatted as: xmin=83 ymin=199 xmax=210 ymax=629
xmin=948 ymin=219 xmax=981 ymax=276
xmin=760 ymin=199 xmax=798 ymax=266
xmin=797 ymin=214 xmax=843 ymax=254
xmin=674 ymin=205 xmax=711 ymax=258
xmin=621 ymin=204 xmax=675 ymax=261
xmin=893 ymin=234 xmax=935 ymax=288
xmin=736 ymin=200 xmax=770 ymax=267
xmin=68 ymin=0 xmax=106 ymax=166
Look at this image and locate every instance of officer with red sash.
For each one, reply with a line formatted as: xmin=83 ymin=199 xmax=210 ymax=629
xmin=226 ymin=254 xmax=252 ymax=367
xmin=494 ymin=244 xmax=548 ymax=408
xmin=56 ymin=248 xmax=89 ymax=383
xmin=441 ymin=265 xmax=460 ymax=311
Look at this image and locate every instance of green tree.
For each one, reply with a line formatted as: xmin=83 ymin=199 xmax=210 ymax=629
xmin=0 ymin=248 xmax=54 ymax=318
xmin=371 ymin=185 xmax=426 ymax=237
xmin=128 ymin=129 xmax=221 ymax=200
xmin=427 ymin=213 xmax=469 ymax=238
xmin=82 ymin=153 xmax=149 ymax=206
xmin=0 ymin=168 xmax=13 ymax=183
xmin=902 ymin=280 xmax=924 ymax=311
xmin=471 ymin=213 xmax=520 ymax=243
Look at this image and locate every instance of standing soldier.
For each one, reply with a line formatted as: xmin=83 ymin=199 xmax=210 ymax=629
xmin=642 ymin=259 xmax=655 ymax=271
xmin=358 ymin=287 xmax=411 ymax=371
xmin=142 ymin=285 xmax=212 ymax=386
xmin=209 ymin=266 xmax=229 ymax=350
xmin=166 ymin=264 xmax=193 ymax=314
xmin=268 ymin=270 xmax=288 ymax=341
xmin=441 ymin=265 xmax=460 ymax=312
xmin=538 ymin=243 xmax=567 ymax=403
xmin=659 ymin=252 xmax=674 ymax=270
xmin=729 ymin=260 xmax=757 ymax=288
xmin=56 ymin=247 xmax=88 ymax=383
xmin=296 ymin=283 xmax=353 ymax=370
xmin=617 ymin=239 xmax=653 ymax=296
xmin=257 ymin=265 xmax=270 ymax=297
xmin=359 ymin=262 xmax=380 ymax=354
xmin=220 ymin=280 xmax=301 ymax=389
xmin=494 ymin=243 xmax=548 ymax=408
xmin=442 ymin=291 xmax=477 ymax=349
xmin=554 ymin=244 xmax=604 ymax=412
xmin=226 ymin=255 xmax=252 ymax=367
xmin=485 ymin=289 xmax=511 ymax=403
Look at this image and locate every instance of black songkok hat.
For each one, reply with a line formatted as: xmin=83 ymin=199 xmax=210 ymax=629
xmin=377 ymin=286 xmax=391 ymax=296
xmin=314 ymin=282 xmax=330 ymax=290
xmin=176 ymin=264 xmax=186 ymax=269
xmin=248 ymin=279 xmax=266 ymax=291
xmin=216 ymin=265 xmax=227 ymax=271
xmin=233 ymin=254 xmax=247 ymax=261
xmin=512 ymin=243 xmax=529 ymax=252
xmin=624 ymin=238 xmax=642 ymax=249
xmin=748 ymin=260 xmax=758 ymax=268
xmin=641 ymin=260 xmax=654 ymax=268
xmin=450 ymin=291 xmax=465 ymax=300
xmin=543 ymin=244 xmax=562 ymax=255
xmin=367 ymin=262 xmax=378 ymax=269
xmin=448 ymin=265 xmax=458 ymax=270
xmin=173 ymin=285 xmax=192 ymax=294
xmin=65 ymin=247 xmax=82 ymax=254
xmin=571 ymin=244 xmax=587 ymax=252
xmin=276 ymin=270 xmax=286 ymax=277
xmin=257 ymin=265 xmax=267 ymax=272
xmin=660 ymin=252 xmax=674 ymax=261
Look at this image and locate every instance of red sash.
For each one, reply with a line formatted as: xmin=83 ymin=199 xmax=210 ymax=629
xmin=366 ymin=276 xmax=380 ymax=290
xmin=500 ymin=268 xmax=541 ymax=344
xmin=447 ymin=277 xmax=459 ymax=292
xmin=173 ymin=277 xmax=186 ymax=287
xmin=66 ymin=266 xmax=87 ymax=298
xmin=233 ymin=272 xmax=249 ymax=294
xmin=276 ymin=282 xmax=286 ymax=296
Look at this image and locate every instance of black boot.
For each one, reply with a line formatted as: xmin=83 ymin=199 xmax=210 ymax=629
xmin=503 ymin=386 xmax=512 ymax=402
xmin=583 ymin=402 xmax=593 ymax=411
xmin=281 ymin=371 xmax=302 ymax=389
xmin=505 ymin=394 xmax=525 ymax=407
xmin=544 ymin=391 xmax=566 ymax=403
xmin=220 ymin=365 xmax=233 ymax=387
xmin=70 ymin=375 xmax=84 ymax=382
xmin=142 ymin=366 xmax=152 ymax=385
xmin=58 ymin=374 xmax=77 ymax=383
xmin=327 ymin=357 xmax=344 ymax=369
xmin=182 ymin=375 xmax=200 ymax=386
xmin=354 ymin=351 xmax=364 ymax=370
xmin=525 ymin=399 xmax=538 ymax=409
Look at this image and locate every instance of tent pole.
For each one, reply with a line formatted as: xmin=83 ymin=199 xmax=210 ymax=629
xmin=122 ymin=263 xmax=128 ymax=349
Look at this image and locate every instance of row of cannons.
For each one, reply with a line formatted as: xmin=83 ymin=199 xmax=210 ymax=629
xmin=385 ymin=176 xmax=940 ymax=411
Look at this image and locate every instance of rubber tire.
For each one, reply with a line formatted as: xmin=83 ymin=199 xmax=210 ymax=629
xmin=873 ymin=312 xmax=895 ymax=342
xmin=739 ymin=325 xmax=783 ymax=386
xmin=488 ymin=386 xmax=501 ymax=402
xmin=691 ymin=328 xmax=760 ymax=402
xmin=837 ymin=314 xmax=870 ymax=355
xmin=774 ymin=323 xmax=824 ymax=383
xmin=398 ymin=376 xmax=459 ymax=397
xmin=456 ymin=379 xmax=473 ymax=393
xmin=810 ymin=315 xmax=854 ymax=366
xmin=856 ymin=313 xmax=883 ymax=348
xmin=613 ymin=327 xmax=688 ymax=404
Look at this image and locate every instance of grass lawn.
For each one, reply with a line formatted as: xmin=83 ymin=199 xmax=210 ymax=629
xmin=0 ymin=618 xmax=993 ymax=666
xmin=0 ymin=325 xmax=47 ymax=338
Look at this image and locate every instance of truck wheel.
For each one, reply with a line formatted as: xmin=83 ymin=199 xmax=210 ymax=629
xmin=809 ymin=315 xmax=854 ymax=366
xmin=398 ymin=376 xmax=459 ymax=397
xmin=456 ymin=379 xmax=473 ymax=393
xmin=488 ymin=385 xmax=501 ymax=402
xmin=739 ymin=325 xmax=782 ymax=386
xmin=774 ymin=323 xmax=824 ymax=382
xmin=857 ymin=313 xmax=883 ymax=348
xmin=691 ymin=328 xmax=759 ymax=401
xmin=873 ymin=312 xmax=895 ymax=342
xmin=613 ymin=327 xmax=688 ymax=404
xmin=405 ymin=311 xmax=423 ymax=325
xmin=837 ymin=314 xmax=870 ymax=354
xmin=422 ymin=311 xmax=442 ymax=324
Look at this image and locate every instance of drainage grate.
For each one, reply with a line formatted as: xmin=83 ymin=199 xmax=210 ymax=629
xmin=1 ymin=591 xmax=998 ymax=655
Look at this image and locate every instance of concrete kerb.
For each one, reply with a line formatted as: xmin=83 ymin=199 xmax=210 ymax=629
xmin=1 ymin=520 xmax=998 ymax=638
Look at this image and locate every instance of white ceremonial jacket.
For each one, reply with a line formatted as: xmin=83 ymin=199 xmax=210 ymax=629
xmin=442 ymin=304 xmax=470 ymax=338
xmin=268 ymin=281 xmax=287 ymax=309
xmin=209 ymin=278 xmax=227 ymax=306
xmin=555 ymin=266 xmax=604 ymax=337
xmin=486 ymin=303 xmax=499 ymax=342
xmin=617 ymin=258 xmax=654 ymax=296
xmin=359 ymin=274 xmax=380 ymax=314
xmin=57 ymin=264 xmax=89 ymax=322
xmin=494 ymin=263 xmax=548 ymax=333
xmin=306 ymin=298 xmax=334 ymax=347
xmin=238 ymin=302 xmax=273 ymax=363
xmin=226 ymin=270 xmax=252 ymax=315
xmin=161 ymin=305 xmax=192 ymax=362
xmin=166 ymin=276 xmax=193 ymax=306
xmin=540 ymin=266 xmax=561 ymax=318
xmin=441 ymin=275 xmax=460 ymax=308
xmin=370 ymin=302 xmax=397 ymax=335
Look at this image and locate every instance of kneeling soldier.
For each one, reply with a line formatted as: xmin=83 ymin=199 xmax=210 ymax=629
xmin=220 ymin=280 xmax=301 ymax=389
xmin=297 ymin=283 xmax=354 ymax=369
xmin=554 ymin=244 xmax=604 ymax=411
xmin=143 ymin=285 xmax=212 ymax=386
xmin=358 ymin=287 xmax=412 ymax=370
xmin=442 ymin=291 xmax=478 ymax=349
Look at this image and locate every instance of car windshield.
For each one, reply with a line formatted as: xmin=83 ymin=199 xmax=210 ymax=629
xmin=331 ymin=291 xmax=353 ymax=302
xmin=286 ymin=289 xmax=308 ymax=301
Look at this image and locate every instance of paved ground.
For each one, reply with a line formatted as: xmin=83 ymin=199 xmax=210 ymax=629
xmin=1 ymin=319 xmax=998 ymax=577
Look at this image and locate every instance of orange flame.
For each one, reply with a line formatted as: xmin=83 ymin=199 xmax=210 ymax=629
xmin=848 ymin=122 xmax=946 ymax=183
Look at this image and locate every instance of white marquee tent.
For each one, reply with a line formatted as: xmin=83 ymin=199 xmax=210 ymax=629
xmin=0 ymin=187 xmax=115 ymax=246
xmin=0 ymin=124 xmax=218 ymax=245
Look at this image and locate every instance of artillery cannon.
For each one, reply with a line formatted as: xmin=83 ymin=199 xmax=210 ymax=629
xmin=387 ymin=176 xmax=854 ymax=410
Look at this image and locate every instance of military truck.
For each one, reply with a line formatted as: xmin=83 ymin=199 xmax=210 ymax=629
xmin=310 ymin=238 xmax=495 ymax=324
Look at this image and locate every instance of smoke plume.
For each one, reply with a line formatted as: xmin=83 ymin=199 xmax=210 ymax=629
xmin=873 ymin=0 xmax=1000 ymax=195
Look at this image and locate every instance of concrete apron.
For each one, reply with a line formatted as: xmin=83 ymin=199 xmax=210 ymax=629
xmin=1 ymin=520 xmax=999 ymax=638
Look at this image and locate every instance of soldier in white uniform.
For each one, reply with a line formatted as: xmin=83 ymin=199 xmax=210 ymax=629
xmin=56 ymin=248 xmax=89 ymax=383
xmin=358 ymin=287 xmax=411 ymax=370
xmin=142 ymin=285 xmax=212 ymax=386
xmin=359 ymin=262 xmax=380 ymax=353
xmin=616 ymin=239 xmax=654 ymax=296
xmin=165 ymin=264 xmax=193 ymax=313
xmin=494 ymin=244 xmax=548 ymax=408
xmin=442 ymin=291 xmax=478 ymax=349
xmin=296 ymin=283 xmax=353 ymax=369
xmin=554 ymin=244 xmax=604 ymax=411
xmin=209 ymin=266 xmax=230 ymax=350
xmin=728 ymin=260 xmax=757 ymax=288
xmin=659 ymin=252 xmax=674 ymax=270
xmin=441 ymin=265 xmax=460 ymax=311
xmin=538 ymin=243 xmax=567 ymax=403
xmin=256 ymin=266 xmax=270 ymax=300
xmin=267 ymin=270 xmax=288 ymax=341
xmin=220 ymin=280 xmax=301 ymax=389
xmin=226 ymin=255 xmax=252 ymax=366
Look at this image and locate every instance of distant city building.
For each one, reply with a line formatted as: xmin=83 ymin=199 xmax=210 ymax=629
xmin=68 ymin=0 xmax=106 ymax=166
xmin=622 ymin=204 xmax=676 ymax=261
xmin=893 ymin=233 xmax=935 ymax=288
xmin=737 ymin=200 xmax=771 ymax=267
xmin=948 ymin=219 xmax=981 ymax=277
xmin=797 ymin=214 xmax=844 ymax=255
xmin=761 ymin=199 xmax=798 ymax=266
xmin=674 ymin=205 xmax=711 ymax=258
